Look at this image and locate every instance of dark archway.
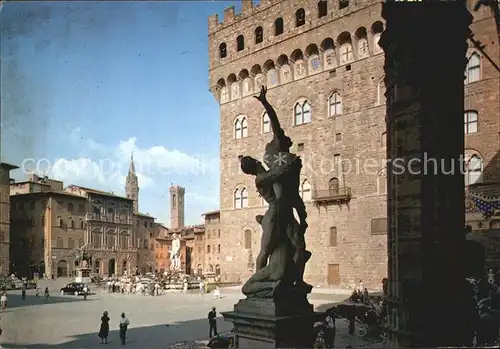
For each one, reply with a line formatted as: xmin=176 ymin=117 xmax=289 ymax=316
xmin=94 ymin=259 xmax=101 ymax=274
xmin=39 ymin=261 xmax=45 ymax=276
xmin=122 ymin=260 xmax=128 ymax=275
xmin=108 ymin=258 xmax=116 ymax=276
xmin=215 ymin=264 xmax=221 ymax=276
xmin=57 ymin=260 xmax=68 ymax=277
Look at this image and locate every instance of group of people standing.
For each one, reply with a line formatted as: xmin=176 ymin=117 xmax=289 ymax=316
xmin=98 ymin=311 xmax=130 ymax=345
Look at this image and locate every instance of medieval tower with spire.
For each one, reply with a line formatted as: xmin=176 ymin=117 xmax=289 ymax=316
xmin=125 ymin=152 xmax=139 ymax=214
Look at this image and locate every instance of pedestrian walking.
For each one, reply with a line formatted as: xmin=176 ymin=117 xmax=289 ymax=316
xmin=43 ymin=287 xmax=49 ymax=302
xmin=119 ymin=312 xmax=130 ymax=345
xmin=208 ymin=306 xmax=218 ymax=338
xmin=83 ymin=285 xmax=88 ymax=300
xmin=199 ymin=280 xmax=204 ymax=296
xmin=0 ymin=292 xmax=7 ymax=311
xmin=98 ymin=311 xmax=110 ymax=344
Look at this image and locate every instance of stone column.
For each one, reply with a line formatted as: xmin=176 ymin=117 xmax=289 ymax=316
xmin=380 ymin=1 xmax=473 ymax=347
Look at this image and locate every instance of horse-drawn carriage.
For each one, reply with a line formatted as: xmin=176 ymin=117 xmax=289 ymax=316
xmin=326 ymin=301 xmax=387 ymax=340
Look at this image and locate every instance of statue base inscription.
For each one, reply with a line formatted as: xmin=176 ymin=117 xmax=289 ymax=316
xmin=222 ymin=308 xmax=321 ymax=349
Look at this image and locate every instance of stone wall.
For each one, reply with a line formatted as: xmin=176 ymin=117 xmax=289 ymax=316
xmin=208 ymin=0 xmax=499 ymax=288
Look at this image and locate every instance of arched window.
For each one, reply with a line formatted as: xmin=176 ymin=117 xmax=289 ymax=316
xmin=466 ymin=155 xmax=483 ymax=186
xmin=234 ymin=189 xmax=242 ymax=209
xmin=217 ymin=244 xmax=221 ymax=253
xmin=56 ymin=237 xmax=63 ymax=249
xmin=464 ymin=110 xmax=478 ymax=134
xmin=219 ymin=43 xmax=227 ymax=58
xmin=234 ymin=117 xmax=248 ymax=139
xmin=295 ymin=8 xmax=305 ymax=27
xmin=79 ymin=238 xmax=84 ymax=247
xmin=209 ymin=264 xmax=214 ymax=273
xmin=329 ymin=177 xmax=340 ymax=195
xmin=274 ymin=17 xmax=284 ymax=36
xmin=68 ymin=238 xmax=74 ymax=249
xmin=237 ymin=35 xmax=245 ymax=51
xmin=255 ymin=26 xmax=263 ymax=44
xmin=244 ymin=229 xmax=252 ymax=249
xmin=329 ymin=92 xmax=342 ymax=116
xmin=234 ymin=188 xmax=248 ymax=209
xmin=262 ymin=112 xmax=271 ymax=133
xmin=466 ymin=53 xmax=480 ymax=83
xmin=215 ymin=264 xmax=221 ymax=276
xmin=80 ymin=220 xmax=84 ymax=229
xmin=294 ymin=100 xmax=311 ymax=125
xmin=207 ymin=245 xmax=211 ymax=253
xmin=241 ymin=188 xmax=248 ymax=208
xmin=299 ymin=179 xmax=312 ymax=202
xmin=318 ymin=0 xmax=327 ymax=17
xmin=69 ymin=219 xmax=74 ymax=229
xmin=378 ymin=171 xmax=387 ymax=194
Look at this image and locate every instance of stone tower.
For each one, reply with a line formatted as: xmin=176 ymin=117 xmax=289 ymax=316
xmin=169 ymin=185 xmax=185 ymax=229
xmin=125 ymin=152 xmax=139 ymax=214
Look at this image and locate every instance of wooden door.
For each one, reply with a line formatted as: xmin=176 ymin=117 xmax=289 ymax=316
xmin=327 ymin=264 xmax=340 ymax=286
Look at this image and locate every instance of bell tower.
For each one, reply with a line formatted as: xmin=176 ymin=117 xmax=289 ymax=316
xmin=169 ymin=185 xmax=185 ymax=229
xmin=125 ymin=152 xmax=139 ymax=214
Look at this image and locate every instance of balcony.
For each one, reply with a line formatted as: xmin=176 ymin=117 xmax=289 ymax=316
xmin=85 ymin=213 xmax=133 ymax=225
xmin=312 ymin=187 xmax=352 ymax=205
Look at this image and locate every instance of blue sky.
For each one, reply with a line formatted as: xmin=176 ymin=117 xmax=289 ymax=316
xmin=1 ymin=1 xmax=244 ymax=225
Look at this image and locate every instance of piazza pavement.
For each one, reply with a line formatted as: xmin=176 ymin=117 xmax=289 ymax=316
xmin=0 ymin=278 xmax=383 ymax=348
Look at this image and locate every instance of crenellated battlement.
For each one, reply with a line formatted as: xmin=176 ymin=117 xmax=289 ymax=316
xmin=208 ymin=0 xmax=281 ymax=35
xmin=169 ymin=185 xmax=185 ymax=194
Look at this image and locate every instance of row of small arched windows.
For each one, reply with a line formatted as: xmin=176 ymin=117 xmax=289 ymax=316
xmin=206 ymin=244 xmax=221 ymax=253
xmin=219 ymin=1 xmax=352 ymax=58
xmin=56 ymin=217 xmax=85 ymax=229
xmin=55 ymin=237 xmax=85 ymax=249
xmin=234 ymin=180 xmax=312 ymax=209
xmin=217 ymin=26 xmax=384 ymax=104
xmin=233 ymin=155 xmax=484 ymax=209
xmin=234 ymin=92 xmax=347 ymax=139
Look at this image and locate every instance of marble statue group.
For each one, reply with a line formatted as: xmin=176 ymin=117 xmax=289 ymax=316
xmin=239 ymin=86 xmax=313 ymax=301
xmin=170 ymin=234 xmax=181 ymax=271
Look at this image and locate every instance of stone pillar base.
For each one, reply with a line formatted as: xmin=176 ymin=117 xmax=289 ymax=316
xmin=222 ymin=298 xmax=322 ymax=349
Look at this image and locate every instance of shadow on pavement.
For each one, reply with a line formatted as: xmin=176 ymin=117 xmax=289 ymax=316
xmin=1 ymin=294 xmax=93 ymax=310
xmin=1 ymin=318 xmax=232 ymax=348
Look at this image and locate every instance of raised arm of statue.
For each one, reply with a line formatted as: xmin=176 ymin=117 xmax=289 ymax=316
xmin=254 ymin=86 xmax=285 ymax=140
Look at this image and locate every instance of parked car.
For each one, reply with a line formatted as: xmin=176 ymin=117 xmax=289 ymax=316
xmin=60 ymin=283 xmax=87 ymax=296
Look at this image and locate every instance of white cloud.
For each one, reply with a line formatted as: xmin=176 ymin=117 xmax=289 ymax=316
xmin=21 ymin=127 xmax=220 ymax=224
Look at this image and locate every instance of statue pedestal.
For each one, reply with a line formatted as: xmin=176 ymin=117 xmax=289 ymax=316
xmin=222 ymin=297 xmax=322 ymax=349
